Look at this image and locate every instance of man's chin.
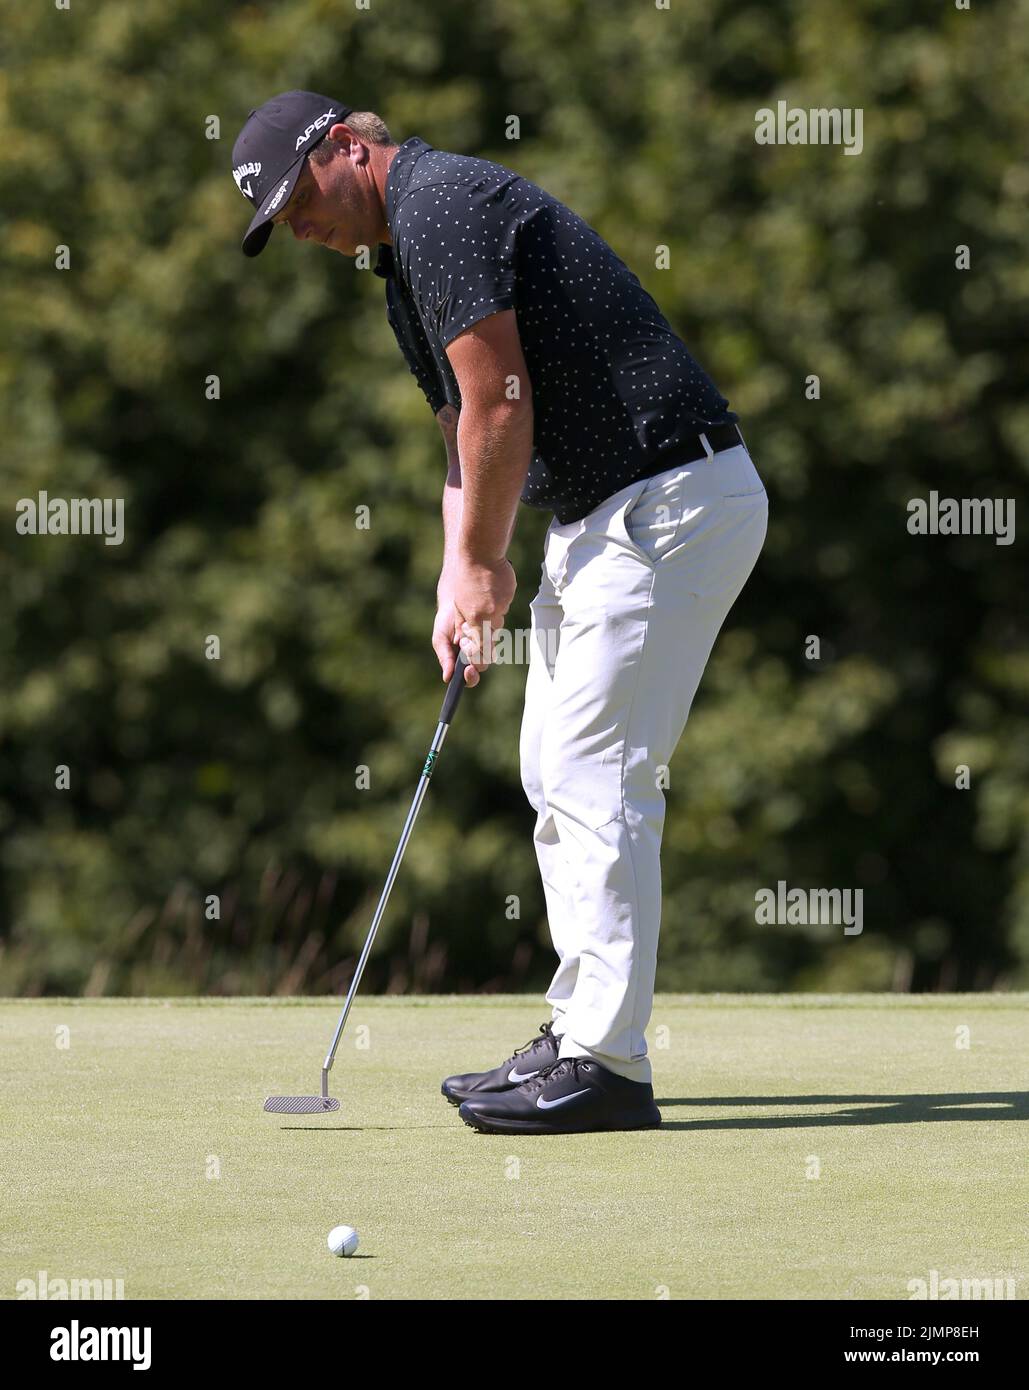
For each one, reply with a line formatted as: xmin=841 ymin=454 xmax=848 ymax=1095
xmin=320 ymin=229 xmax=352 ymax=256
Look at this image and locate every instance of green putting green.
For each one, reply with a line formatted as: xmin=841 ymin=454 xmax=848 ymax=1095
xmin=2 ymin=995 xmax=1025 ymax=1300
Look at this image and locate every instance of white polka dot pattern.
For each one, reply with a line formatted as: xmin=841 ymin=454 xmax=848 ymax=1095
xmin=377 ymin=138 xmax=737 ymax=524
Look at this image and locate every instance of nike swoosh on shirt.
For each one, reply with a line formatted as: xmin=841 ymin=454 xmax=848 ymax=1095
xmin=536 ymin=1089 xmax=592 ymax=1110
xmin=433 ymin=293 xmax=452 ymax=330
xmin=507 ymin=1066 xmax=539 ymax=1083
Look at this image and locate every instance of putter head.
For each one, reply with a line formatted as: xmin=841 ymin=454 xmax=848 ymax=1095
xmin=264 ymin=1095 xmax=340 ymax=1114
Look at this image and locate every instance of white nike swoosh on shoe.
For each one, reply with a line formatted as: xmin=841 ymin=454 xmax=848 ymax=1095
xmin=536 ymin=1089 xmax=592 ymax=1110
xmin=507 ymin=1066 xmax=539 ymax=1082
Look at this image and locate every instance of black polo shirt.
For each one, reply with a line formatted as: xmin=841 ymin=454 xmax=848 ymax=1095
xmin=374 ymin=137 xmax=736 ymax=525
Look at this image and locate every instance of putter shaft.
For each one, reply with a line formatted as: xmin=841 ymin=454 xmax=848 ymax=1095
xmin=321 ymin=654 xmax=471 ymax=1082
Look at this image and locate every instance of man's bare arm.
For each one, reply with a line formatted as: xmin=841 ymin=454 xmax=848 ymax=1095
xmin=435 ymin=405 xmax=463 ymax=580
xmin=428 ymin=312 xmax=533 ymax=683
xmin=445 ymin=310 xmax=534 ymax=567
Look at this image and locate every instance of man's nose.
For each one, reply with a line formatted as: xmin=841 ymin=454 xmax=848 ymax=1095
xmin=288 ymin=215 xmax=312 ymax=240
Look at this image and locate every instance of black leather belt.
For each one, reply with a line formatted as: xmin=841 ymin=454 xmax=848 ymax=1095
xmin=683 ymin=422 xmax=743 ymax=460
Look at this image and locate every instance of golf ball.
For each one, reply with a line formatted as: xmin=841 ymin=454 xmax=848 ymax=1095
xmin=327 ymin=1225 xmax=359 ymax=1258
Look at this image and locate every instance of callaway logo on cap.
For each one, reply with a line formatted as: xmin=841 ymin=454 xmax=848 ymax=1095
xmin=232 ymin=90 xmax=354 ymax=257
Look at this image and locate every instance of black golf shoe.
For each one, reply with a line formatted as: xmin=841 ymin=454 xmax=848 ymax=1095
xmin=458 ymin=1057 xmax=662 ymax=1135
xmin=441 ymin=1021 xmax=561 ymax=1106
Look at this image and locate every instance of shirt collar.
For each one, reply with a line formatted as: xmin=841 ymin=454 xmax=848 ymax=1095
xmin=385 ymin=135 xmax=433 ymax=228
xmin=375 ymin=137 xmax=433 ymax=281
xmin=373 ymin=244 xmax=394 ymax=279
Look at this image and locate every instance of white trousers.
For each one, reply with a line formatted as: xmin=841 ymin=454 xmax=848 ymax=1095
xmin=519 ymin=441 xmax=768 ymax=1082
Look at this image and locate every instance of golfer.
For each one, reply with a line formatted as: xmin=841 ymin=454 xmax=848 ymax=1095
xmin=233 ymin=91 xmax=767 ymax=1135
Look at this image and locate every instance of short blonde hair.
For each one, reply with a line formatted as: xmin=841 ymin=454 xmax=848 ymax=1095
xmin=310 ymin=109 xmax=394 ymax=162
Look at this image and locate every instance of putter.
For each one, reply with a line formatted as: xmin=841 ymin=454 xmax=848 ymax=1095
xmin=264 ymin=651 xmax=474 ymax=1114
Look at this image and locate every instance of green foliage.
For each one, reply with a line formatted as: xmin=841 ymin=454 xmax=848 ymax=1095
xmin=1 ymin=0 xmax=1026 ymax=994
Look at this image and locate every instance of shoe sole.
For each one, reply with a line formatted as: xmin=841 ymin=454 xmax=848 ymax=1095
xmin=458 ymin=1106 xmax=662 ymax=1136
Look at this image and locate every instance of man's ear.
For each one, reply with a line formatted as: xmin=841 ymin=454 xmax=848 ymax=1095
xmin=328 ymin=123 xmax=365 ymax=160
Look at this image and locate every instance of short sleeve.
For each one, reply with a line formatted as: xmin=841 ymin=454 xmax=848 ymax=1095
xmin=393 ymin=178 xmax=518 ymax=348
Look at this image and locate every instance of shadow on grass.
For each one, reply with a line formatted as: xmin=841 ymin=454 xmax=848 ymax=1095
xmin=276 ymin=1124 xmax=455 ymax=1132
xmin=266 ymin=1094 xmax=1029 ymax=1134
xmin=653 ymin=1092 xmax=1029 ymax=1129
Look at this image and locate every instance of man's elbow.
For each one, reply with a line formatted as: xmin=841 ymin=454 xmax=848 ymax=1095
xmin=460 ymin=384 xmax=533 ymax=426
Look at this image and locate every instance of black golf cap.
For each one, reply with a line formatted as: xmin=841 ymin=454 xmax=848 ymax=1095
xmin=232 ymin=90 xmax=353 ymax=257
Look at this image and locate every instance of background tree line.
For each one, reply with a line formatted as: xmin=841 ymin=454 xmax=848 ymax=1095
xmin=1 ymin=0 xmax=1026 ymax=995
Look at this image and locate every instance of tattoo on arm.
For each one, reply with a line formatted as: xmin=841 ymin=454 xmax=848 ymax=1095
xmin=436 ymin=405 xmax=460 ymax=466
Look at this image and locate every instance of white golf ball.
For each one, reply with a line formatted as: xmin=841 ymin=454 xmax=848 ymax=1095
xmin=327 ymin=1225 xmax=359 ymax=1258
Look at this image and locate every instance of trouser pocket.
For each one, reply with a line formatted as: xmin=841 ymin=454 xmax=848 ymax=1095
xmin=717 ymin=448 xmax=765 ymax=500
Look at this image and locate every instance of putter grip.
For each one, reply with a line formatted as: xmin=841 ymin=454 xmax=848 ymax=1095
xmin=440 ymin=651 xmax=471 ymax=725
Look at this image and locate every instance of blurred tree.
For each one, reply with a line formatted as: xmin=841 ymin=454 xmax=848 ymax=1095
xmin=0 ymin=0 xmax=1026 ymax=995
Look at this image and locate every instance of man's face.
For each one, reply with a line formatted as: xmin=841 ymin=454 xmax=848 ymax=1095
xmin=271 ymin=128 xmax=383 ymax=256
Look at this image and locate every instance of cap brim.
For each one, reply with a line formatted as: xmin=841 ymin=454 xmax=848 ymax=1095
xmin=240 ymin=153 xmax=307 ymax=257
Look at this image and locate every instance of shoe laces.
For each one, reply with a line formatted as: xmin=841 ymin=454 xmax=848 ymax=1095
xmin=520 ymin=1056 xmax=592 ymax=1094
xmin=511 ymin=1021 xmax=556 ymax=1062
